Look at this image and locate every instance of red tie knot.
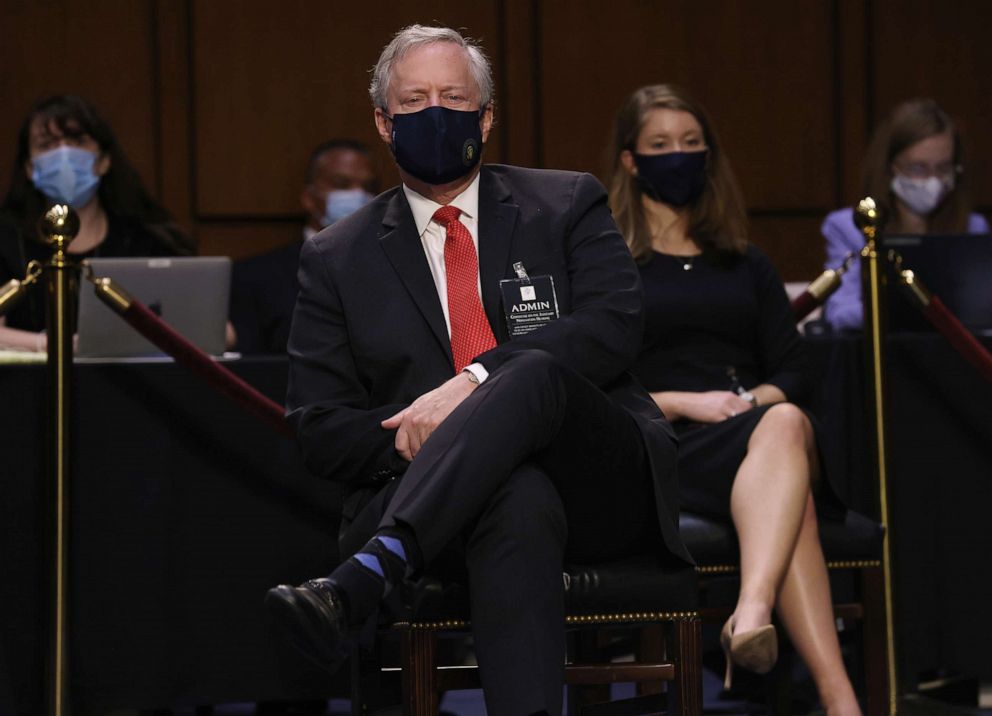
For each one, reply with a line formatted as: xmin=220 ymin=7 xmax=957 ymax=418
xmin=432 ymin=205 xmax=462 ymax=227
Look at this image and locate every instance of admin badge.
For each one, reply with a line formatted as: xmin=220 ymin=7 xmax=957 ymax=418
xmin=500 ymin=274 xmax=560 ymax=338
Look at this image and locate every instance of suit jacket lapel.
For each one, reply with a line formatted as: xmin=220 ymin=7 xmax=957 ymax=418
xmin=379 ymin=190 xmax=453 ymax=366
xmin=478 ymin=168 xmax=519 ymax=342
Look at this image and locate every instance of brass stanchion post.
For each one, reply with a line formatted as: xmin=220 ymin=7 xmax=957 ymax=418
xmin=855 ymin=198 xmax=899 ymax=715
xmin=39 ymin=205 xmax=80 ymax=716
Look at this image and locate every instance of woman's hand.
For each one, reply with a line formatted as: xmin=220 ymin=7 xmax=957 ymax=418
xmin=651 ymin=390 xmax=753 ymax=423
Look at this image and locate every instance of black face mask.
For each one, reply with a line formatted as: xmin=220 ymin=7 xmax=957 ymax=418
xmin=633 ymin=150 xmax=708 ymax=207
xmin=386 ymin=106 xmax=484 ymax=185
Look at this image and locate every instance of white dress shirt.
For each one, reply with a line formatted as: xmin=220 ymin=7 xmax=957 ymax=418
xmin=402 ymin=173 xmax=489 ymax=382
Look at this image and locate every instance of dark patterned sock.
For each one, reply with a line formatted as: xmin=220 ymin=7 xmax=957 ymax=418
xmin=325 ymin=525 xmax=421 ymax=625
xmin=324 ymin=556 xmax=384 ymax=626
xmin=372 ymin=524 xmax=421 ymax=584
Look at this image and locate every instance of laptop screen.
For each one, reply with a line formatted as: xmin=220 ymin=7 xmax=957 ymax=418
xmin=879 ymin=233 xmax=992 ymax=334
xmin=76 ymin=257 xmax=231 ymax=358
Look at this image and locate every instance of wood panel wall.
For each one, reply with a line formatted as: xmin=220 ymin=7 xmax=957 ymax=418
xmin=1 ymin=0 xmax=990 ymax=280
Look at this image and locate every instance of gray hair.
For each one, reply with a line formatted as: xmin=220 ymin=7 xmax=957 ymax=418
xmin=368 ymin=25 xmax=493 ymax=110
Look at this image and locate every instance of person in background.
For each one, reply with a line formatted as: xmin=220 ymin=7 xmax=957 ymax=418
xmin=822 ymin=98 xmax=989 ymax=330
xmin=608 ymin=84 xmax=862 ymax=715
xmin=228 ymin=140 xmax=377 ymax=354
xmin=0 ymin=94 xmax=193 ymax=351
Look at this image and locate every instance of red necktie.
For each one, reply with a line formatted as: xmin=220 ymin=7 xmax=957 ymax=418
xmin=432 ymin=205 xmax=497 ymax=372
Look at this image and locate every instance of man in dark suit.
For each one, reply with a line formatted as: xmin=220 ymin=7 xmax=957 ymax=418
xmin=266 ymin=24 xmax=689 ymax=715
xmin=229 ymin=140 xmax=377 ymax=354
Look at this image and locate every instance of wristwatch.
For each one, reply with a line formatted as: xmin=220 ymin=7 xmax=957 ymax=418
xmin=740 ymin=390 xmax=758 ymax=407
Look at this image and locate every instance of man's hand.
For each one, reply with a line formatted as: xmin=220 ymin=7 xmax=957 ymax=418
xmin=381 ymin=371 xmax=479 ymax=461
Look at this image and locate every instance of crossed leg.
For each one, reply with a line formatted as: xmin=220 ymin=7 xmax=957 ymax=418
xmin=334 ymin=350 xmax=672 ymax=715
xmin=729 ymin=403 xmax=862 ymax=715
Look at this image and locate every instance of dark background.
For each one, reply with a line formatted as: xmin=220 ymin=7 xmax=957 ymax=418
xmin=2 ymin=0 xmax=991 ymax=281
xmin=2 ymin=2 xmax=992 ymax=710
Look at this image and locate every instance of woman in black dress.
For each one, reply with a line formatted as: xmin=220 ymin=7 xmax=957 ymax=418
xmin=0 ymin=94 xmax=193 ymax=351
xmin=608 ymin=84 xmax=861 ymax=715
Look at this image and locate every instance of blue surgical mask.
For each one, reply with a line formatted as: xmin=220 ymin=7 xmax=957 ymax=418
xmin=386 ymin=106 xmax=484 ymax=185
xmin=30 ymin=145 xmax=102 ymax=208
xmin=633 ymin=150 xmax=708 ymax=207
xmin=320 ymin=187 xmax=373 ymax=227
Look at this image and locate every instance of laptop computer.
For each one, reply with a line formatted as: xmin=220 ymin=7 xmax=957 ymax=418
xmin=76 ymin=257 xmax=231 ymax=358
xmin=879 ymin=233 xmax=992 ymax=334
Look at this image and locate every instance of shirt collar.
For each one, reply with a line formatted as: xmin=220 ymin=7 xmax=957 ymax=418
xmin=403 ymin=171 xmax=481 ymax=237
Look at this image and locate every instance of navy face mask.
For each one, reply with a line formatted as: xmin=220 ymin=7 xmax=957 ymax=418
xmin=633 ymin=150 xmax=709 ymax=207
xmin=386 ymin=106 xmax=484 ymax=185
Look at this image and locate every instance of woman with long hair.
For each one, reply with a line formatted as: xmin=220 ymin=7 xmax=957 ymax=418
xmin=822 ymin=98 xmax=989 ymax=330
xmin=608 ymin=84 xmax=861 ymax=715
xmin=0 ymin=94 xmax=193 ymax=351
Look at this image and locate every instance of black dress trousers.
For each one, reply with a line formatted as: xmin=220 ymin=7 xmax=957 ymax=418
xmin=343 ymin=349 xmax=671 ymax=715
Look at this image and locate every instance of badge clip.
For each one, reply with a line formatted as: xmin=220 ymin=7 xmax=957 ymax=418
xmin=512 ymin=261 xmax=530 ymax=283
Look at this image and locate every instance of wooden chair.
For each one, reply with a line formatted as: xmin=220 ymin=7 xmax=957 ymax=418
xmin=350 ymin=556 xmax=703 ymax=715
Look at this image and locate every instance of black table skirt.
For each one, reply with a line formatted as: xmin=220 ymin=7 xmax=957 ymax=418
xmin=807 ymin=333 xmax=992 ymax=689
xmin=1 ymin=336 xmax=991 ymax=713
xmin=0 ymin=358 xmax=346 ymax=715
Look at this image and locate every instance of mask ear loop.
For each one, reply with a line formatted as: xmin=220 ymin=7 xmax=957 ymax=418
xmin=379 ymin=111 xmax=398 ymax=151
xmin=628 ymin=149 xmax=659 ymax=202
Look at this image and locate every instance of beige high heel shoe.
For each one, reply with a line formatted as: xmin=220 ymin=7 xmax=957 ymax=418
xmin=720 ymin=616 xmax=778 ymax=689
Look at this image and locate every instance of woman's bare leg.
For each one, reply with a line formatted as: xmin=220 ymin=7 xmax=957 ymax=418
xmin=776 ymin=495 xmax=862 ymax=715
xmin=729 ymin=403 xmax=861 ymax=714
xmin=729 ymin=403 xmax=811 ymax=634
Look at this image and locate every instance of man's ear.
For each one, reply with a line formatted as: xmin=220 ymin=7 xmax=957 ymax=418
xmin=374 ymin=108 xmax=393 ymax=146
xmin=480 ymin=102 xmax=494 ymax=143
xmin=300 ymin=187 xmax=320 ymax=217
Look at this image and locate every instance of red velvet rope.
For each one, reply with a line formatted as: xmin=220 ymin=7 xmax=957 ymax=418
xmin=918 ymin=296 xmax=992 ymax=384
xmin=121 ymin=301 xmax=294 ymax=437
xmin=791 ymin=255 xmax=854 ymax=323
xmin=792 ymin=291 xmax=818 ymax=322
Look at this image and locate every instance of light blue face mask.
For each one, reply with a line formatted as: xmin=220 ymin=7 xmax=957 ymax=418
xmin=30 ymin=145 xmax=102 ymax=208
xmin=320 ymin=187 xmax=373 ymax=227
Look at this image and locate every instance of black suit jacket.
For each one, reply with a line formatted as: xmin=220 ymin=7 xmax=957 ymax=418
xmin=286 ymin=164 xmax=689 ymax=563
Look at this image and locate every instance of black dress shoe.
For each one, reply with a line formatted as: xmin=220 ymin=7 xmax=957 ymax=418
xmin=265 ymin=578 xmax=351 ymax=672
